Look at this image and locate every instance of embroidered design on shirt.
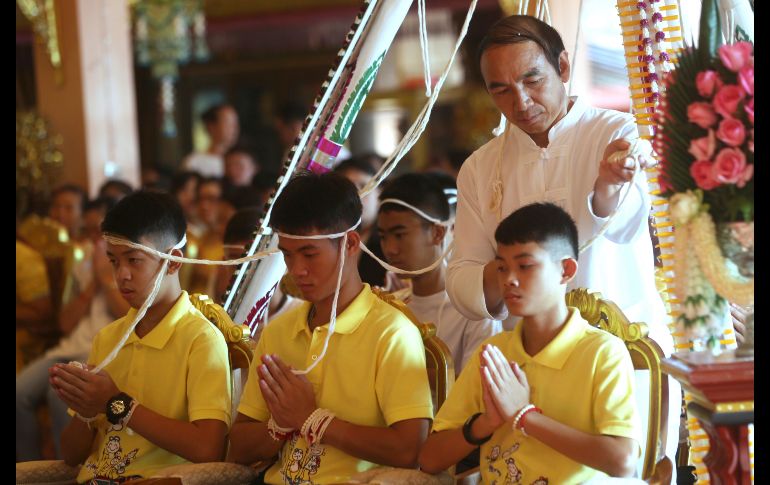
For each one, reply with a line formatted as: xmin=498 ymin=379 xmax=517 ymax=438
xmin=280 ymin=434 xmax=326 ymax=485
xmin=85 ymin=435 xmax=139 ymax=480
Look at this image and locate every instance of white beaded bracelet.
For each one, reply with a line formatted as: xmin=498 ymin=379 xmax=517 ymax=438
xmin=301 ymin=408 xmax=336 ymax=446
xmin=75 ymin=412 xmax=98 ymax=430
xmin=123 ymin=399 xmax=139 ymax=435
xmin=512 ymin=404 xmax=536 ymax=431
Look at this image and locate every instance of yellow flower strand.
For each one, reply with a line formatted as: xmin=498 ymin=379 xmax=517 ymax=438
xmin=691 ymin=212 xmax=754 ymax=306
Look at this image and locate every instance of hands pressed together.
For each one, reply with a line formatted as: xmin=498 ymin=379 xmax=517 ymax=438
xmin=258 ymin=354 xmax=317 ymax=430
xmin=49 ymin=363 xmax=120 ymax=419
xmin=479 ymin=344 xmax=530 ymax=431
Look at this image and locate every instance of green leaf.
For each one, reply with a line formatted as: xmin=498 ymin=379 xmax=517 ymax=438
xmin=699 ymin=0 xmax=722 ymax=63
xmin=330 ymin=52 xmax=385 ymax=144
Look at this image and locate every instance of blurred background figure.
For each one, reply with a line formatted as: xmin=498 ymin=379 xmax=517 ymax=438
xmin=97 ymin=179 xmax=134 ymax=203
xmin=334 ymin=155 xmax=386 ymax=287
xmin=182 ymin=103 xmax=240 ymax=177
xmin=47 ymin=184 xmax=86 ymax=241
xmin=224 ymin=144 xmax=260 ymax=188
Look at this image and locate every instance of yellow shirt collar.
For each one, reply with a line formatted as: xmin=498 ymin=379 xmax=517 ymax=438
xmin=290 ymin=283 xmax=375 ymax=339
xmin=122 ymin=291 xmax=193 ymax=349
xmin=512 ymin=306 xmax=586 ymax=370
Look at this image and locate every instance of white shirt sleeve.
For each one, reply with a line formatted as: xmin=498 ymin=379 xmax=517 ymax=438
xmin=446 ymin=156 xmax=499 ymax=321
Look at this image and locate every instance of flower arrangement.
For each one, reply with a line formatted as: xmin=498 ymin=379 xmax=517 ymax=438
xmin=654 ymin=0 xmax=754 ymax=350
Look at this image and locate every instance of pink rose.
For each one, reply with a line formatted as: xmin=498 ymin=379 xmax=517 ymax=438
xmin=687 ymin=102 xmax=718 ymax=129
xmin=689 ymin=130 xmax=717 ymax=159
xmin=718 ymin=41 xmax=754 ymax=72
xmin=713 ymin=85 xmax=745 ymax=119
xmin=690 ymin=160 xmax=720 ymax=190
xmin=736 ymin=164 xmax=753 ymax=188
xmin=745 ymin=97 xmax=754 ymax=125
xmin=738 ymin=66 xmax=754 ymax=96
xmin=696 ymin=70 xmax=723 ymax=98
xmin=716 ymin=118 xmax=746 ymax=147
xmin=712 ymin=148 xmax=748 ymax=186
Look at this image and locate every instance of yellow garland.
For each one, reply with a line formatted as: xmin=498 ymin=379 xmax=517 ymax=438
xmin=672 ymin=222 xmax=690 ymax=304
xmin=691 ymin=212 xmax=754 ymax=306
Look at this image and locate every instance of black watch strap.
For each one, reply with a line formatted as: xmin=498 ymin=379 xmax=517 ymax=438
xmin=106 ymin=392 xmax=134 ymax=425
xmin=462 ymin=412 xmax=492 ymax=446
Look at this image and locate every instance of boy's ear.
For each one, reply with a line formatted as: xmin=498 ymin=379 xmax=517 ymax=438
xmin=166 ymin=248 xmax=184 ymax=275
xmin=345 ymin=230 xmax=361 ymax=255
xmin=431 ymin=224 xmax=447 ymax=246
xmin=560 ymin=257 xmax=578 ymax=284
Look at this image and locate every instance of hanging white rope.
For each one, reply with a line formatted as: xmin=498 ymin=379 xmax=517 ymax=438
xmin=379 ymin=198 xmax=453 ymax=226
xmin=90 ymin=235 xmax=187 ymax=372
xmin=359 ymin=0 xmax=478 ymax=198
xmin=417 ymin=0 xmax=432 ymax=97
xmin=274 ymin=220 xmax=362 ymax=375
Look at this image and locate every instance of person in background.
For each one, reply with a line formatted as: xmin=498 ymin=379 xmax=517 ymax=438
xmin=224 ymin=145 xmax=260 ymax=188
xmin=182 ymin=103 xmax=240 ymax=178
xmin=48 ymin=184 xmax=87 ymax=241
xmin=334 ymin=156 xmax=385 ymax=287
xmin=98 ymin=179 xmax=133 ymax=203
xmin=170 ymin=171 xmax=202 ymax=231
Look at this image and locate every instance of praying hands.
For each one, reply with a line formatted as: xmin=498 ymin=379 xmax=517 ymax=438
xmin=480 ymin=344 xmax=530 ymax=423
xmin=49 ymin=363 xmax=120 ymax=418
xmin=258 ymin=354 xmax=317 ymax=430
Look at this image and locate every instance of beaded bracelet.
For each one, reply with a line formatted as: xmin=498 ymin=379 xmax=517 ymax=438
xmin=300 ymin=408 xmax=336 ymax=446
xmin=267 ymin=416 xmax=295 ymax=441
xmin=513 ymin=404 xmax=542 ymax=437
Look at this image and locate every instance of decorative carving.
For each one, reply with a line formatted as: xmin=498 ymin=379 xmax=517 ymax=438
xmin=16 ymin=111 xmax=64 ymax=218
xmin=189 ymin=293 xmax=253 ymax=371
xmin=17 ymin=0 xmax=63 ymax=84
xmin=566 ymin=288 xmax=667 ymax=480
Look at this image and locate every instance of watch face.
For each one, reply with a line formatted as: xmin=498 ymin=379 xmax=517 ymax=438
xmin=111 ymin=400 xmax=126 ymax=415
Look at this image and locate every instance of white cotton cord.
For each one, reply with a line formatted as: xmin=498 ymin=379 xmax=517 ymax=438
xmin=358 ymin=0 xmax=478 ymax=199
xmin=102 ymin=234 xmax=279 ymax=266
xmin=492 ymin=113 xmax=507 ymax=137
xmin=578 ymin=139 xmax=652 ymax=253
xmin=360 ymin=240 xmax=454 ymax=276
xmin=444 ymin=188 xmax=458 ymax=206
xmin=276 ymin=219 xmax=362 ymax=240
xmin=568 ymin=0 xmax=584 ymax=97
xmin=378 ymin=199 xmax=453 ymax=226
xmin=91 ymin=236 xmax=186 ymax=373
xmin=293 ymin=232 xmax=347 ymax=375
xmin=489 ymin=121 xmax=509 ymax=220
xmin=418 ymin=0 xmax=432 ymax=97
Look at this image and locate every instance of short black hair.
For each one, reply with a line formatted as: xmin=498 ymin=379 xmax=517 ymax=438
xmin=378 ymin=173 xmax=450 ymax=222
xmin=50 ymin=184 xmax=87 ymax=210
xmin=225 ymin=144 xmax=257 ymax=162
xmin=270 ymin=171 xmax=362 ymax=235
xmin=224 ymin=207 xmax=262 ymax=245
xmin=494 ymin=202 xmax=578 ymax=259
xmin=170 ymin=171 xmax=202 ymax=196
xmin=478 ymin=15 xmax=566 ymax=75
xmin=201 ymin=103 xmax=232 ymax=125
xmin=98 ymin=179 xmax=133 ymax=199
xmin=333 ymin=156 xmax=377 ymax=177
xmin=223 ymin=186 xmax=265 ymax=211
xmin=84 ymin=196 xmax=117 ymax=214
xmin=101 ymin=191 xmax=187 ymax=250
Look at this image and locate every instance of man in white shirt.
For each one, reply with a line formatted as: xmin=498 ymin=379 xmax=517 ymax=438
xmin=182 ymin=103 xmax=240 ymax=178
xmin=445 ymin=14 xmax=677 ymax=478
xmin=377 ymin=173 xmax=501 ymax=377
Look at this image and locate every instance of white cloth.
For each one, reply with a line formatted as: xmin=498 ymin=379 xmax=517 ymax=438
xmin=182 ymin=152 xmax=224 ymax=178
xmin=407 ymin=291 xmax=502 ymax=376
xmin=446 ymin=96 xmax=679 ymax=478
xmin=45 ymin=243 xmax=117 ymax=361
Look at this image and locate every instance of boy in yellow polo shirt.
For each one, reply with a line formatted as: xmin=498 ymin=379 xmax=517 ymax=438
xmin=419 ymin=202 xmax=641 ymax=483
xmin=228 ymin=172 xmax=434 ymax=484
xmin=48 ymin=191 xmax=232 ymax=483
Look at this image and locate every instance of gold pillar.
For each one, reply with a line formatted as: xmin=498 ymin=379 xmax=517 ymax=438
xmin=33 ymin=0 xmax=140 ymax=197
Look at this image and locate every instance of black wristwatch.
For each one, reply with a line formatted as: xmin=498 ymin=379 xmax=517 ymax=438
xmin=462 ymin=412 xmax=492 ymax=446
xmin=106 ymin=392 xmax=134 ymax=425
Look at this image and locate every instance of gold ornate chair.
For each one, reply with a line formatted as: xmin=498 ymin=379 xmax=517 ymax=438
xmin=16 ymin=293 xmax=260 ymax=485
xmin=455 ymin=288 xmax=671 ymax=485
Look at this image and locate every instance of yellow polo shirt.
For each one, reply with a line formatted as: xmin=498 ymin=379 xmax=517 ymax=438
xmin=238 ymin=284 xmax=433 ymax=485
xmin=433 ymin=307 xmax=641 ymax=484
xmin=76 ymin=291 xmax=231 ymax=483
